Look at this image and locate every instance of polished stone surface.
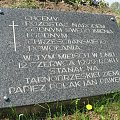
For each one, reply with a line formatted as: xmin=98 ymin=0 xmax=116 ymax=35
xmin=0 ymin=8 xmax=120 ymax=108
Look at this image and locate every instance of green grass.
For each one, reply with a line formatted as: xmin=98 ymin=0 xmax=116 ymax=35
xmin=0 ymin=92 xmax=120 ymax=120
xmin=12 ymin=0 xmax=40 ymax=9
xmin=118 ymin=20 xmax=120 ymax=27
xmin=10 ymin=0 xmax=108 ymax=8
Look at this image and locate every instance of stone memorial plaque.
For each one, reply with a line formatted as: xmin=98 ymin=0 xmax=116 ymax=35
xmin=0 ymin=8 xmax=120 ymax=108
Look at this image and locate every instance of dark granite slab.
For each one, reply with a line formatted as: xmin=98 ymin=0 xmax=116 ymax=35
xmin=0 ymin=8 xmax=120 ymax=108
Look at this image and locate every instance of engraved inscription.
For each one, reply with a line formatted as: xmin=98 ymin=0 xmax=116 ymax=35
xmin=9 ymin=21 xmax=19 ymax=52
xmin=7 ymin=14 xmax=120 ymax=96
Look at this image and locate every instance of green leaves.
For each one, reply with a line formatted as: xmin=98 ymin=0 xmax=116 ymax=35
xmin=96 ymin=105 xmax=105 ymax=113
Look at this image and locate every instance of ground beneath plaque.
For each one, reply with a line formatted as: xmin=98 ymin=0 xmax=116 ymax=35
xmin=0 ymin=93 xmax=120 ymax=120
